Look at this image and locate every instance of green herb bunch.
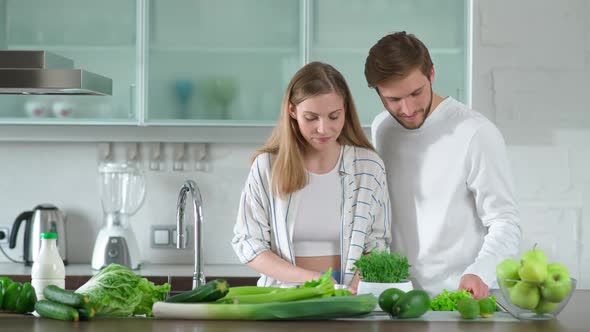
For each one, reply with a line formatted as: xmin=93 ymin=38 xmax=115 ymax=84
xmin=352 ymin=250 xmax=411 ymax=283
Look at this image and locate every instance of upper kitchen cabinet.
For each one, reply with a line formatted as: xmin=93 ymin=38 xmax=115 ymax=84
xmin=0 ymin=0 xmax=138 ymax=124
xmin=0 ymin=0 xmax=469 ymax=141
xmin=146 ymin=0 xmax=301 ymax=125
xmin=310 ymin=0 xmax=469 ymax=124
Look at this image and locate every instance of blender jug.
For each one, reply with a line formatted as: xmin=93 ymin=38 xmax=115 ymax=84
xmin=91 ymin=162 xmax=146 ymax=270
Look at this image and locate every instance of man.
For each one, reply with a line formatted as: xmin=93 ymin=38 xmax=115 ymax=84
xmin=365 ymin=31 xmax=521 ymax=299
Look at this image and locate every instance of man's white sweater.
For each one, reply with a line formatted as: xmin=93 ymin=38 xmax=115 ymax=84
xmin=372 ymin=97 xmax=521 ymax=296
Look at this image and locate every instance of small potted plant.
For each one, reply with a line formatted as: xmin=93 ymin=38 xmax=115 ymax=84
xmin=353 ymin=250 xmax=413 ymax=308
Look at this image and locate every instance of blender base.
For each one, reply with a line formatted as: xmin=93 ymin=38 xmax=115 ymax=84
xmin=91 ymin=225 xmax=141 ymax=270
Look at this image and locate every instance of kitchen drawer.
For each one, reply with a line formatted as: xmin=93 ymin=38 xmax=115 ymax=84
xmin=6 ymin=275 xmax=257 ymax=292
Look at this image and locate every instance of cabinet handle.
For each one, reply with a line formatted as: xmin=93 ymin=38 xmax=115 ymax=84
xmin=130 ymin=83 xmax=136 ymax=119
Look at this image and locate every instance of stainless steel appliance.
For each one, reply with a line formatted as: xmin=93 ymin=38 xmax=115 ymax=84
xmin=9 ymin=204 xmax=67 ymax=266
xmin=0 ymin=50 xmax=112 ymax=95
xmin=91 ymin=162 xmax=145 ymax=270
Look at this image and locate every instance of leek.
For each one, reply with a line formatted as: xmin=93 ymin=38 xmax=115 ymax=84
xmin=153 ymin=294 xmax=377 ymax=320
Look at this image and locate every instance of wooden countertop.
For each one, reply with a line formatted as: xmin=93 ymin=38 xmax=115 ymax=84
xmin=1 ymin=290 xmax=588 ymax=331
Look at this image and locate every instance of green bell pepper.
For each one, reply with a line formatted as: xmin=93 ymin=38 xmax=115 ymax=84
xmin=3 ymin=282 xmax=22 ymax=311
xmin=0 ymin=276 xmax=13 ymax=294
xmin=15 ymin=282 xmax=37 ymax=313
xmin=0 ymin=282 xmax=4 ymax=310
xmin=1 ymin=281 xmax=37 ymax=313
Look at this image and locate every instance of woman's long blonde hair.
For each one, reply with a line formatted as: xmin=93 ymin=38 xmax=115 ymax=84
xmin=253 ymin=62 xmax=374 ymax=197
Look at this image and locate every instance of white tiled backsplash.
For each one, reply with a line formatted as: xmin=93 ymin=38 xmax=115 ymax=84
xmin=0 ymin=142 xmax=256 ymax=268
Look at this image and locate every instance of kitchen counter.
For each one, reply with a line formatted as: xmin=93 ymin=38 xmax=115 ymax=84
xmin=0 ymin=263 xmax=259 ymax=290
xmin=1 ymin=290 xmax=589 ymax=331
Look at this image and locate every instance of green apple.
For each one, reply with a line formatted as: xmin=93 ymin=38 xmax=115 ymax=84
xmin=518 ymin=247 xmax=548 ymax=283
xmin=534 ymin=300 xmax=559 ymax=314
xmin=496 ymin=258 xmax=520 ymax=287
xmin=510 ymin=281 xmax=540 ymax=310
xmin=540 ymin=263 xmax=572 ymax=302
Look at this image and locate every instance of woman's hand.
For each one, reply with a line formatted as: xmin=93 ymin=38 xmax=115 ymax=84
xmin=348 ymin=273 xmax=360 ymax=295
xmin=248 ymin=251 xmax=329 ymax=284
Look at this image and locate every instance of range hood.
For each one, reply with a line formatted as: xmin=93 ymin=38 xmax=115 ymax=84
xmin=0 ymin=50 xmax=112 ymax=96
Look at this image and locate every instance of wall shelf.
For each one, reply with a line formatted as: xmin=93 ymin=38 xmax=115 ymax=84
xmin=0 ymin=123 xmax=371 ymax=143
xmin=0 ymin=124 xmax=272 ymax=143
xmin=149 ymin=46 xmax=298 ymax=55
xmin=311 ymin=47 xmax=463 ymax=55
xmin=8 ymin=44 xmax=136 ymax=52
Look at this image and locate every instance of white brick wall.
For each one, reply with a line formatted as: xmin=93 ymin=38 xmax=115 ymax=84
xmin=473 ymin=0 xmax=590 ymax=288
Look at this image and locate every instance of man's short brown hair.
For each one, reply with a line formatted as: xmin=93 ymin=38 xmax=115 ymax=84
xmin=365 ymin=31 xmax=433 ymax=88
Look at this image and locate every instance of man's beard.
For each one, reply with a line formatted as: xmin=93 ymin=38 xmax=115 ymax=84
xmin=391 ymin=85 xmax=434 ymax=130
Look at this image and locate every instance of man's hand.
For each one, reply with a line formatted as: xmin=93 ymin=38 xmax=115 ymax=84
xmin=459 ymin=274 xmax=489 ymax=300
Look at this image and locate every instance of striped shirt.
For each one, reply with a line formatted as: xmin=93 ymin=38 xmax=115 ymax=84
xmin=231 ymin=145 xmax=392 ymax=287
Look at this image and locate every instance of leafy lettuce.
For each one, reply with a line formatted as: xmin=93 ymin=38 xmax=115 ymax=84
xmin=430 ymin=289 xmax=472 ymax=311
xmin=430 ymin=289 xmax=497 ymax=311
xmin=76 ymin=264 xmax=170 ymax=317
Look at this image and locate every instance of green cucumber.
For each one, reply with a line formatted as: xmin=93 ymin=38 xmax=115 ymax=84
xmin=43 ymin=285 xmax=90 ymax=308
xmin=3 ymin=282 xmax=22 ymax=311
xmin=35 ymin=300 xmax=79 ymax=321
xmin=392 ymin=289 xmax=431 ymax=319
xmin=166 ymin=279 xmax=229 ymax=303
xmin=77 ymin=306 xmax=96 ymax=321
xmin=0 ymin=283 xmax=4 ymax=310
xmin=15 ymin=282 xmax=37 ymax=314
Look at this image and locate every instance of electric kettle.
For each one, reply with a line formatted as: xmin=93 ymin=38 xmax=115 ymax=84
xmin=9 ymin=204 xmax=67 ymax=266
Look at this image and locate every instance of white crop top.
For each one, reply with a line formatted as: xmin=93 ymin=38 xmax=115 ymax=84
xmin=293 ymin=153 xmax=342 ymax=257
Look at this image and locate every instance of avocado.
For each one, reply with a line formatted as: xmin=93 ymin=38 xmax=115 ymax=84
xmin=392 ymin=289 xmax=431 ymax=319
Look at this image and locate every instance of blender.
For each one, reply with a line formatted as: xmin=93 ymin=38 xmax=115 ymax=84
xmin=91 ymin=162 xmax=146 ymax=270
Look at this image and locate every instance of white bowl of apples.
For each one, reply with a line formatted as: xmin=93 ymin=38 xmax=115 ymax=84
xmin=496 ymin=247 xmax=576 ymax=320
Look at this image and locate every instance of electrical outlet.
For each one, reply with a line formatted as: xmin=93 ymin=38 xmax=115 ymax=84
xmin=150 ymin=225 xmax=193 ymax=249
xmin=0 ymin=225 xmax=11 ymax=246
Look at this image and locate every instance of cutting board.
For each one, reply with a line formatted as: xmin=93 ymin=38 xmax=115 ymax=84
xmin=152 ymin=302 xmax=518 ymax=322
xmin=339 ymin=310 xmax=519 ymax=322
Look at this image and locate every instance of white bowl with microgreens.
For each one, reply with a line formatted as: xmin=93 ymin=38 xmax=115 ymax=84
xmin=353 ymin=250 xmax=413 ymax=311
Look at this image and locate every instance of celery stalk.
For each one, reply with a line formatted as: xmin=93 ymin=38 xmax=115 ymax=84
xmin=217 ymin=286 xmax=326 ymax=304
xmin=222 ymin=286 xmax=282 ymax=297
xmin=218 ymin=269 xmax=336 ymax=304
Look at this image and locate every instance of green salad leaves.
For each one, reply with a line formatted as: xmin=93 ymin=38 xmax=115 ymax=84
xmin=430 ymin=289 xmax=497 ymax=312
xmin=430 ymin=289 xmax=472 ymax=311
xmin=76 ymin=264 xmax=170 ymax=317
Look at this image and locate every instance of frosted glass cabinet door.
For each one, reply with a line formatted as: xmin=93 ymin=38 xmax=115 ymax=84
xmin=310 ymin=0 xmax=468 ymax=125
xmin=0 ymin=0 xmax=137 ymax=123
xmin=146 ymin=0 xmax=301 ymax=124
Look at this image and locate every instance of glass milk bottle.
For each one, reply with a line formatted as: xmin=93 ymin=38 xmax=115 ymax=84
xmin=31 ymin=232 xmax=65 ymax=300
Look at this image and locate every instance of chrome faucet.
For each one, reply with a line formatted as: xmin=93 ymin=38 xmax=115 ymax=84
xmin=176 ymin=180 xmax=206 ymax=289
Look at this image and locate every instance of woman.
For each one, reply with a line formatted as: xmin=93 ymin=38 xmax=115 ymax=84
xmin=231 ymin=62 xmax=391 ymax=293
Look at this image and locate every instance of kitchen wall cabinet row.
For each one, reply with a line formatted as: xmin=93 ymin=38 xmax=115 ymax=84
xmin=0 ymin=0 xmax=468 ymax=142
